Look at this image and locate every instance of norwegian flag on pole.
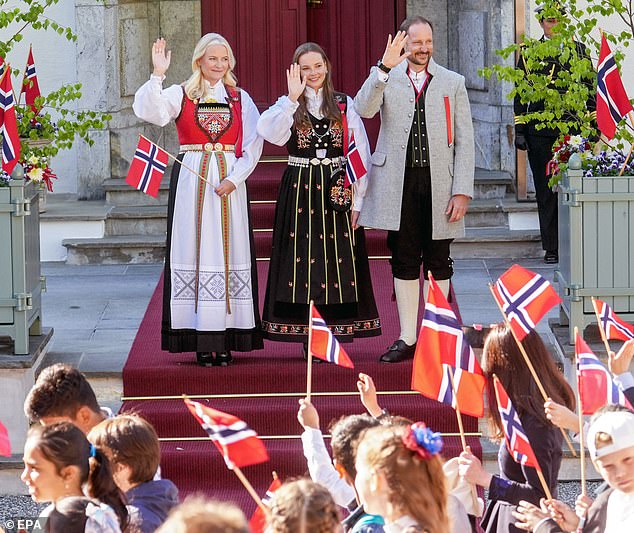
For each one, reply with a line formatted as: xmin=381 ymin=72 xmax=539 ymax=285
xmin=125 ymin=135 xmax=169 ymax=198
xmin=411 ymin=274 xmax=486 ymax=417
xmin=595 ymin=299 xmax=634 ymax=342
xmin=21 ymin=46 xmax=41 ymax=114
xmin=344 ymin=132 xmax=367 ymax=187
xmin=184 ymin=399 xmax=269 ymax=469
xmin=0 ymin=420 xmax=10 ymax=457
xmin=0 ymin=66 xmax=21 ymax=174
xmin=309 ymin=305 xmax=354 ymax=368
xmin=596 ymin=34 xmax=633 ymax=140
xmin=575 ymin=335 xmax=632 ymax=415
xmin=493 ymin=376 xmax=541 ymax=469
xmin=491 ymin=264 xmax=561 ymax=341
xmin=249 ymin=476 xmax=282 ymax=533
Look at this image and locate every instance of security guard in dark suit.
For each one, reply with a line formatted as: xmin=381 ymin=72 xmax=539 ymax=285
xmin=514 ymin=5 xmax=595 ymax=264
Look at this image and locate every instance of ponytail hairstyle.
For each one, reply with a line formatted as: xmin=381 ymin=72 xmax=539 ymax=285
xmin=291 ymin=42 xmax=342 ymax=130
xmin=356 ymin=424 xmax=449 ymax=533
xmin=28 ymin=422 xmax=128 ymax=529
xmin=184 ymin=33 xmax=237 ymax=100
xmin=268 ymin=478 xmax=340 ymax=533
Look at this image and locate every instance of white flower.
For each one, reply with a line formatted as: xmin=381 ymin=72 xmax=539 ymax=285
xmin=568 ymin=135 xmax=584 ymax=149
xmin=27 ymin=167 xmax=44 ymax=182
xmin=27 ymin=154 xmax=40 ymax=166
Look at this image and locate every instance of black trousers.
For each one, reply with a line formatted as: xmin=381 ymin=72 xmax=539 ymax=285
xmin=387 ymin=167 xmax=453 ymax=280
xmin=526 ymin=134 xmax=558 ymax=252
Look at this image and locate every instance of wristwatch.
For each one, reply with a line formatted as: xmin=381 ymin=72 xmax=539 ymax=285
xmin=376 ymin=60 xmax=391 ymax=74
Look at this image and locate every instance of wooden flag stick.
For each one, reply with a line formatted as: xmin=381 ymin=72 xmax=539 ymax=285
xmin=488 ymin=284 xmax=577 ymax=457
xmin=306 ymin=300 xmax=315 ymax=402
xmin=591 ymin=297 xmax=613 ymax=356
xmin=574 ymin=329 xmax=587 ymax=499
xmin=619 ymin=137 xmax=634 ymax=176
xmin=233 ymin=465 xmax=270 ymax=515
xmin=142 ymin=135 xmax=213 ymax=186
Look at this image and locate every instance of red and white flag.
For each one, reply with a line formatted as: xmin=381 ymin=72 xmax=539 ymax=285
xmin=576 ymin=336 xmax=632 ymax=415
xmin=309 ymin=305 xmax=354 ymax=368
xmin=491 ymin=264 xmax=561 ymax=341
xmin=184 ymin=399 xmax=269 ymax=469
xmin=595 ymin=299 xmax=634 ymax=342
xmin=0 ymin=420 xmax=10 ymax=457
xmin=597 ymin=34 xmax=633 ymax=140
xmin=125 ymin=135 xmax=168 ymax=197
xmin=249 ymin=476 xmax=282 ymax=533
xmin=0 ymin=66 xmax=21 ymax=174
xmin=21 ymin=46 xmax=41 ymax=114
xmin=344 ymin=132 xmax=367 ymax=187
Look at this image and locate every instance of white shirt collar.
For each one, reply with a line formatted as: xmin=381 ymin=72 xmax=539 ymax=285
xmin=384 ymin=515 xmax=420 ymax=533
xmin=201 ymin=79 xmax=227 ymax=102
xmin=408 ymin=68 xmax=427 ymax=80
xmin=303 ymin=86 xmax=324 ymax=119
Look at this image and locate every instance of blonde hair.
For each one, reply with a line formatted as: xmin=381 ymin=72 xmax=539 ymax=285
xmin=156 ymin=496 xmax=248 ymax=533
xmin=268 ymin=478 xmax=340 ymax=533
xmin=356 ymin=425 xmax=449 ymax=533
xmin=184 ymin=33 xmax=237 ymax=100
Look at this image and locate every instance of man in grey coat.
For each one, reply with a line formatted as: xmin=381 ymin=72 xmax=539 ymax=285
xmin=354 ymin=15 xmax=475 ymax=363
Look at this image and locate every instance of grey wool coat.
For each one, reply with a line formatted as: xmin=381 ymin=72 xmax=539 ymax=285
xmin=354 ymin=58 xmax=475 ymax=239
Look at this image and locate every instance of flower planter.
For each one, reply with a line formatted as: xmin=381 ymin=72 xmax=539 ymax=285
xmin=0 ymin=176 xmax=43 ymax=354
xmin=556 ymin=168 xmax=634 ymax=343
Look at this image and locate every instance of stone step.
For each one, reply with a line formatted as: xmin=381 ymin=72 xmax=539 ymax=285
xmin=105 ymin=205 xmax=168 ymax=236
xmin=104 ymin=178 xmax=170 ymax=206
xmin=473 ymin=168 xmax=513 ymax=200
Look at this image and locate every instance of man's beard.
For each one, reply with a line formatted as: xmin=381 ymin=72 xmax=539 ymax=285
xmin=409 ymin=52 xmax=430 ymax=66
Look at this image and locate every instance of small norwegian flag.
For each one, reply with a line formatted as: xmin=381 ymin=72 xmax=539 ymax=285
xmin=491 ymin=264 xmax=561 ymax=341
xmin=126 ymin=135 xmax=169 ymax=197
xmin=493 ymin=376 xmax=541 ymax=469
xmin=0 ymin=420 xmax=10 ymax=457
xmin=576 ymin=335 xmax=632 ymax=415
xmin=0 ymin=66 xmax=21 ymax=174
xmin=184 ymin=399 xmax=269 ymax=469
xmin=21 ymin=46 xmax=41 ymax=113
xmin=309 ymin=305 xmax=354 ymax=368
xmin=344 ymin=132 xmax=367 ymax=187
xmin=595 ymin=299 xmax=634 ymax=342
xmin=249 ymin=475 xmax=282 ymax=533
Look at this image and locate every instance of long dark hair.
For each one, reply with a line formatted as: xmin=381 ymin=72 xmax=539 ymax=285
xmin=291 ymin=42 xmax=342 ymax=130
xmin=483 ymin=324 xmax=576 ymax=440
xmin=28 ymin=422 xmax=129 ymax=529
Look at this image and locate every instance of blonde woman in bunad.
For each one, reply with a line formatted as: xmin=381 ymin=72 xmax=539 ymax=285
xmin=257 ymin=42 xmax=381 ymax=355
xmin=133 ymin=34 xmax=264 ymax=367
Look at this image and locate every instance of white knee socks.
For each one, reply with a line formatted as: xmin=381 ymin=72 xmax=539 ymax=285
xmin=394 ymin=278 xmax=420 ymax=346
xmin=423 ymin=278 xmax=451 ymax=302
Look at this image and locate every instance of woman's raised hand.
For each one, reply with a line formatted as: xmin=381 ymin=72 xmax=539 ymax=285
xmin=287 ymin=63 xmax=306 ymax=103
xmin=152 ymin=38 xmax=171 ymax=77
xmin=380 ymin=31 xmax=411 ymax=69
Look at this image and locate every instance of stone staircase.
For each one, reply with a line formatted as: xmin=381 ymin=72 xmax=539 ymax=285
xmin=62 ymin=161 xmax=541 ymax=264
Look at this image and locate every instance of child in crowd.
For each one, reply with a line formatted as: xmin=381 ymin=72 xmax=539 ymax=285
xmin=268 ymin=478 xmax=342 ymax=532
xmin=156 ymin=496 xmax=249 ymax=533
xmin=354 ymin=423 xmax=450 ymax=533
xmin=88 ymin=414 xmax=179 ymax=532
xmin=21 ymin=422 xmax=127 ymax=531
xmin=24 ymin=364 xmax=110 ymax=434
xmin=46 ymin=496 xmax=122 ymax=533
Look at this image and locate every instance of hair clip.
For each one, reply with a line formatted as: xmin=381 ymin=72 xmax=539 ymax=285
xmin=89 ymin=443 xmax=97 ymax=458
xmin=402 ymin=422 xmax=443 ymax=459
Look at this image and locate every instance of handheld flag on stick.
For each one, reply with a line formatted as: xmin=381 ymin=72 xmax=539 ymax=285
xmin=593 ymin=298 xmax=634 ymax=342
xmin=309 ymin=304 xmax=354 ymax=368
xmin=126 ymin=135 xmax=169 ymax=197
xmin=412 ymin=273 xmax=486 ymax=418
xmin=249 ymin=474 xmax=281 ymax=533
xmin=344 ymin=132 xmax=367 ymax=187
xmin=492 ymin=375 xmax=552 ymax=500
xmin=0 ymin=66 xmax=21 ymax=174
xmin=21 ymin=46 xmax=41 ymax=113
xmin=596 ymin=34 xmax=633 ymax=140
xmin=0 ymin=420 xmax=10 ymax=457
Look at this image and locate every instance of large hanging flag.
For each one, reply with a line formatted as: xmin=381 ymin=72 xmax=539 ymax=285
xmin=595 ymin=299 xmax=634 ymax=342
xmin=575 ymin=336 xmax=632 ymax=415
xmin=21 ymin=46 xmax=41 ymax=114
xmin=412 ymin=274 xmax=486 ymax=417
xmin=249 ymin=475 xmax=281 ymax=533
xmin=184 ymin=399 xmax=269 ymax=469
xmin=491 ymin=264 xmax=561 ymax=341
xmin=596 ymin=34 xmax=633 ymax=140
xmin=0 ymin=66 xmax=21 ymax=174
xmin=125 ymin=135 xmax=168 ymax=197
xmin=344 ymin=132 xmax=367 ymax=187
xmin=309 ymin=306 xmax=354 ymax=368
xmin=0 ymin=420 xmax=10 ymax=457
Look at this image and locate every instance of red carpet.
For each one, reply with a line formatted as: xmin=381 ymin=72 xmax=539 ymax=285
xmin=120 ymin=160 xmax=481 ymax=514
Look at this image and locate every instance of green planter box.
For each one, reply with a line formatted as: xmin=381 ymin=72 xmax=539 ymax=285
xmin=0 ymin=178 xmax=42 ymax=354
xmin=557 ymin=168 xmax=634 ymax=343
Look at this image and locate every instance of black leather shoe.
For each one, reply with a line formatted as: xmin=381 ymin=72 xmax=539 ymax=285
xmin=196 ymin=352 xmax=214 ymax=367
xmin=544 ymin=250 xmax=558 ymax=264
xmin=379 ymin=340 xmax=416 ymax=363
xmin=214 ymin=351 xmax=233 ymax=367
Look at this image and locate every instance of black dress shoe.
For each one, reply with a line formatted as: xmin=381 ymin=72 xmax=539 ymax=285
xmin=214 ymin=351 xmax=233 ymax=367
xmin=379 ymin=340 xmax=416 ymax=363
xmin=544 ymin=250 xmax=558 ymax=264
xmin=196 ymin=352 xmax=214 ymax=367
